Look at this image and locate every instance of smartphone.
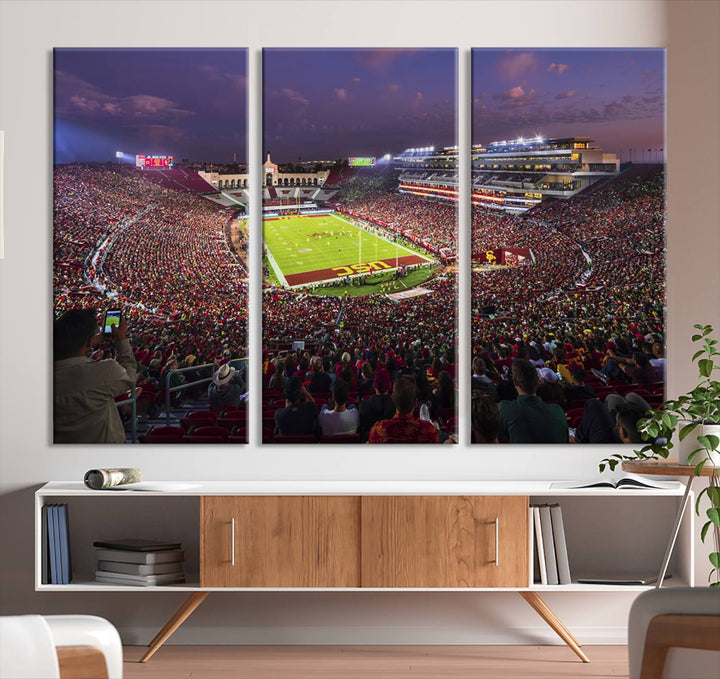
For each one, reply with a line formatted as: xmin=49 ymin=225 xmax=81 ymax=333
xmin=102 ymin=308 xmax=122 ymax=335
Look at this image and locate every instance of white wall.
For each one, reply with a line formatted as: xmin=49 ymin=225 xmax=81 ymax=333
xmin=1 ymin=0 xmax=718 ymax=645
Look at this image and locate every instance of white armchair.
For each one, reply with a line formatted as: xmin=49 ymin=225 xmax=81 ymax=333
xmin=628 ymin=587 xmax=720 ymax=679
xmin=0 ymin=615 xmax=122 ymax=679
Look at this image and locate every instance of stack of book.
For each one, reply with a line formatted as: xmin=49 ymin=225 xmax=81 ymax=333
xmin=531 ymin=503 xmax=571 ymax=586
xmin=93 ymin=539 xmax=185 ymax=586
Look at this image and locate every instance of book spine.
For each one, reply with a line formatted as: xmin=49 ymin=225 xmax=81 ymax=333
xmin=94 ymin=548 xmax=185 ymax=564
xmin=539 ymin=505 xmax=559 ymax=586
xmin=41 ymin=505 xmax=49 ymax=585
xmin=550 ymin=504 xmax=572 ymax=585
xmin=97 ymin=560 xmax=185 ymax=575
xmin=532 ymin=506 xmax=547 ymax=585
xmin=58 ymin=504 xmax=71 ymax=585
xmin=50 ymin=505 xmax=60 ymax=585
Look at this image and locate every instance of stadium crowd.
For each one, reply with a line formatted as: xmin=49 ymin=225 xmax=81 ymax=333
xmin=54 ymin=164 xmax=249 ymax=420
xmin=53 ymin=160 xmax=665 ymax=445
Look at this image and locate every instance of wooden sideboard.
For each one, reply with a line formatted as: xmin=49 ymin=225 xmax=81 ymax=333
xmin=35 ymin=481 xmax=692 ymax=664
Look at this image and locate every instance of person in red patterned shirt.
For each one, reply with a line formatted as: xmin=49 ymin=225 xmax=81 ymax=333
xmin=368 ymin=375 xmax=439 ymax=444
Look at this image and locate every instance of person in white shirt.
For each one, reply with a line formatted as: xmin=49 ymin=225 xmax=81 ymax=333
xmin=317 ymin=379 xmax=359 ymax=437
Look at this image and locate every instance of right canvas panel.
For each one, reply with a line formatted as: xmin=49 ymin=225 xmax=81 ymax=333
xmin=471 ymin=49 xmax=666 ymax=445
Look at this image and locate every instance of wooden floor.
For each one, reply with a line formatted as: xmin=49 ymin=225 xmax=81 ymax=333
xmin=123 ymin=645 xmax=630 ymax=678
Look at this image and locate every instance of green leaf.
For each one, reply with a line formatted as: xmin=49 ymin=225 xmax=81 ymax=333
xmin=661 ymin=413 xmax=677 ymax=430
xmin=698 ymin=435 xmax=720 ymax=451
xmin=692 ymin=334 xmax=703 ymax=342
xmin=701 ymin=521 xmax=711 ymax=541
xmin=705 ymin=435 xmax=720 ymax=451
xmin=695 ymin=459 xmax=708 ymax=475
xmin=692 ymin=350 xmax=705 ymax=361
xmin=708 ymin=508 xmax=720 ymax=528
xmin=699 ymin=359 xmax=714 ymax=377
xmin=710 ymin=551 xmax=720 ymax=568
xmin=706 ymin=486 xmax=720 ymax=505
xmin=687 ymin=448 xmax=702 ymax=464
xmin=679 ymin=422 xmax=699 ymax=441
xmin=651 ymin=443 xmax=670 ymax=458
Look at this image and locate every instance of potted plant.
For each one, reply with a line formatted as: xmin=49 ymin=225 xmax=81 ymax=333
xmin=600 ymin=324 xmax=720 ymax=586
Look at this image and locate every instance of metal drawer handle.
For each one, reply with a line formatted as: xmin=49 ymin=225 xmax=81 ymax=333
xmin=231 ymin=517 xmax=235 ymax=567
xmin=494 ymin=517 xmax=499 ymax=567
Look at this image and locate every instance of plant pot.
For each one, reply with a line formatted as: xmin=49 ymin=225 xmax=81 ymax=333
xmin=677 ymin=422 xmax=720 ymax=467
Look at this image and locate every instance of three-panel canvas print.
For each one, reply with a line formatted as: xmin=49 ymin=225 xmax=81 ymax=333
xmin=52 ymin=47 xmax=665 ymax=446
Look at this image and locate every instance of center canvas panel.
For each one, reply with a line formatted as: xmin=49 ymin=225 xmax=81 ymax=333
xmin=262 ymin=48 xmax=458 ymax=444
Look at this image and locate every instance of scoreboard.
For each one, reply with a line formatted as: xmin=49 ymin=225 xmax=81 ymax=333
xmin=136 ymin=155 xmax=174 ymax=168
xmin=348 ymin=157 xmax=376 ymax=167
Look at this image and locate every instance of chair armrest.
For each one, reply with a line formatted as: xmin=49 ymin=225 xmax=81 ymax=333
xmin=640 ymin=614 xmax=720 ymax=679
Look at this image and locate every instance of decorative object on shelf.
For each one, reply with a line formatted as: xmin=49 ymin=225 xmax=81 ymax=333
xmin=84 ymin=468 xmax=142 ymax=490
xmin=600 ymin=324 xmax=720 ymax=586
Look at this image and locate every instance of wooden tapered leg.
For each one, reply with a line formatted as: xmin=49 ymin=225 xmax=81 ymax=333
xmin=140 ymin=591 xmax=210 ymax=663
xmin=518 ymin=591 xmax=590 ymax=663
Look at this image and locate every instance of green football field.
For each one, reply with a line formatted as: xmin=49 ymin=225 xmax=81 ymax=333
xmin=263 ymin=212 xmax=433 ymax=287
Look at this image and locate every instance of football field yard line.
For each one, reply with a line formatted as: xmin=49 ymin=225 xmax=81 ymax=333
xmin=263 ymin=245 xmax=288 ymax=287
xmin=334 ymin=213 xmax=424 ymax=261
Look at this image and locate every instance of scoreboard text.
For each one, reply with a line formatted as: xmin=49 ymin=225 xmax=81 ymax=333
xmin=136 ymin=155 xmax=174 ymax=168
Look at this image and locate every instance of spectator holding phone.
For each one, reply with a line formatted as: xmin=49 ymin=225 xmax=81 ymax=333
xmin=53 ymin=308 xmax=137 ymax=443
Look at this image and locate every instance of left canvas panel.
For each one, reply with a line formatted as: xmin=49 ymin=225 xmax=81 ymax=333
xmin=53 ymin=49 xmax=249 ymax=444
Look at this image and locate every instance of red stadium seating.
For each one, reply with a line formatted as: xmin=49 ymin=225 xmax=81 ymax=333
xmin=182 ymin=426 xmax=229 ymax=443
xmin=139 ymin=426 xmax=185 ymax=444
xmin=180 ymin=410 xmax=217 ymax=431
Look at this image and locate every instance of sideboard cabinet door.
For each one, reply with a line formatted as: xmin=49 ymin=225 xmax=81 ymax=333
xmin=361 ymin=496 xmax=529 ymax=588
xmin=201 ymin=496 xmax=361 ymax=587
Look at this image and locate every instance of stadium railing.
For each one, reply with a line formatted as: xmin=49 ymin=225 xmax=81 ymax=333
xmin=164 ymin=363 xmax=218 ymax=425
xmin=115 ymin=388 xmax=138 ymax=444
xmin=164 ymin=359 xmax=249 ymax=426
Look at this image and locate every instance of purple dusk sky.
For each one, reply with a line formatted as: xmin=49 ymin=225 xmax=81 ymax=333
xmin=472 ymin=49 xmax=665 ymax=157
xmin=54 ymin=49 xmax=247 ymax=164
xmin=263 ymin=49 xmax=457 ymax=163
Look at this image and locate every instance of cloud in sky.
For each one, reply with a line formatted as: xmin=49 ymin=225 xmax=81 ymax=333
xmin=54 ymin=49 xmax=248 ymax=163
xmin=263 ymin=49 xmax=456 ymax=159
xmin=497 ymin=52 xmax=540 ymax=80
xmin=547 ymin=62 xmax=570 ymax=74
xmin=473 ymin=49 xmax=665 ymax=151
xmin=281 ymin=88 xmax=309 ymax=107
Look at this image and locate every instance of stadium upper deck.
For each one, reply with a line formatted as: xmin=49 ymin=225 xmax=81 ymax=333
xmin=394 ymin=137 xmax=620 ymax=213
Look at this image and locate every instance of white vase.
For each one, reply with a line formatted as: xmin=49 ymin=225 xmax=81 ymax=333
xmin=677 ymin=422 xmax=720 ymax=467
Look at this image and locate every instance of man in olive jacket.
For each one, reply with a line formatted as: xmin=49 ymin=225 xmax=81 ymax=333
xmin=53 ymin=309 xmax=137 ymax=443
